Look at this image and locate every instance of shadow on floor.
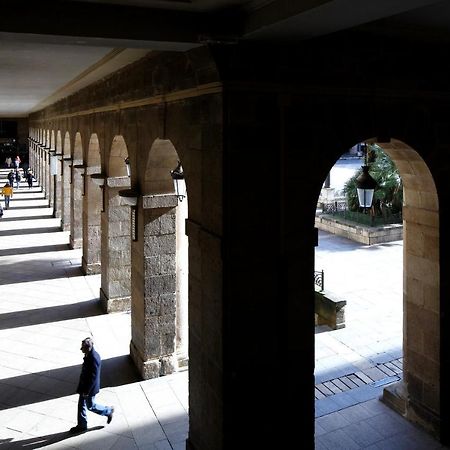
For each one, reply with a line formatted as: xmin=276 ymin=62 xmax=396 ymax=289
xmin=0 ymin=227 xmax=62 ymax=236
xmin=0 ymin=244 xmax=70 ymax=256
xmin=0 ymin=426 xmax=104 ymax=449
xmin=0 ymin=355 xmax=141 ymax=410
xmin=0 ymin=299 xmax=103 ymax=330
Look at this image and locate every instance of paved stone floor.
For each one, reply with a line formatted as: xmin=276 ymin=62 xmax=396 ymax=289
xmin=0 ymin=169 xmax=188 ymax=449
xmin=0 ymin=167 xmax=448 ymax=449
xmin=315 ymin=230 xmax=448 ymax=449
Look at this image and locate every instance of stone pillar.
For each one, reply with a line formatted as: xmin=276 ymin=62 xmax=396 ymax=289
xmin=38 ymin=147 xmax=43 ymax=190
xmin=44 ymin=150 xmax=49 ymax=200
xmin=81 ymin=168 xmax=102 ymax=275
xmin=39 ymin=147 xmax=44 ymax=195
xmin=175 ymin=196 xmax=189 ymax=367
xmin=70 ymin=164 xmax=84 ymax=249
xmin=130 ymin=193 xmax=178 ymax=379
xmin=49 ymin=155 xmax=54 ymax=206
xmin=100 ymin=177 xmax=131 ymax=313
xmin=54 ymin=155 xmax=63 ymax=219
xmin=61 ymin=158 xmax=71 ymax=231
xmin=379 ymin=143 xmax=440 ymax=436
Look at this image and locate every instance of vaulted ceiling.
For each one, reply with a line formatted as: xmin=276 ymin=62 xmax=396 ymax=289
xmin=1 ymin=0 xmax=449 ymax=117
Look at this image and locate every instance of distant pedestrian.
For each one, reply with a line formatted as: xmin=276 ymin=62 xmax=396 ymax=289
xmin=7 ymin=170 xmax=14 ymax=186
xmin=26 ymin=170 xmax=33 ymax=189
xmin=14 ymin=155 xmax=21 ymax=169
xmin=14 ymin=170 xmax=21 ymax=189
xmin=5 ymin=156 xmax=12 ymax=168
xmin=1 ymin=182 xmax=13 ymax=209
xmin=69 ymin=337 xmax=114 ymax=433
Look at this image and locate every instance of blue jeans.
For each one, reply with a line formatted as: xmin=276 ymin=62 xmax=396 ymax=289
xmin=4 ymin=196 xmax=10 ymax=208
xmin=77 ymin=394 xmax=112 ymax=428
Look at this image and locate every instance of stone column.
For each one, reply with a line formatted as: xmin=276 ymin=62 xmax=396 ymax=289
xmin=130 ymin=193 xmax=178 ymax=379
xmin=54 ymin=155 xmax=62 ymax=219
xmin=61 ymin=158 xmax=71 ymax=231
xmin=49 ymin=154 xmax=56 ymax=212
xmin=70 ymin=164 xmax=84 ymax=249
xmin=100 ymin=176 xmax=131 ymax=312
xmin=38 ymin=147 xmax=43 ymax=190
xmin=175 ymin=196 xmax=189 ymax=367
xmin=39 ymin=147 xmax=44 ymax=195
xmin=81 ymin=168 xmax=102 ymax=275
xmin=44 ymin=149 xmax=49 ymax=200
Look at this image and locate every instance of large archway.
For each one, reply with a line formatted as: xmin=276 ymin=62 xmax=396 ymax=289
xmin=313 ymin=137 xmax=440 ymax=443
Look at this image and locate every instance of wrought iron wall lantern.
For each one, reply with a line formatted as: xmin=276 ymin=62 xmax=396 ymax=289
xmin=124 ymin=157 xmax=131 ymax=177
xmin=356 ymin=144 xmax=377 ymax=210
xmin=170 ymin=161 xmax=186 ymax=202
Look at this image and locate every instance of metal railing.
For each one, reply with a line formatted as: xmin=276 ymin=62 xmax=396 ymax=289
xmin=314 ymin=270 xmax=324 ymax=291
xmin=320 ymin=200 xmax=402 ymax=227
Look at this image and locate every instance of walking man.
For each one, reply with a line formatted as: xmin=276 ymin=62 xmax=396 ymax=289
xmin=70 ymin=337 xmax=114 ymax=433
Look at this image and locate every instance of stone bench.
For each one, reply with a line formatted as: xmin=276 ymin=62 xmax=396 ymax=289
xmin=315 ymin=289 xmax=346 ymax=330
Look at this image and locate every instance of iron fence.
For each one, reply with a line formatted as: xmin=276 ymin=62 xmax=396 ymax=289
xmin=314 ymin=270 xmax=324 ymax=291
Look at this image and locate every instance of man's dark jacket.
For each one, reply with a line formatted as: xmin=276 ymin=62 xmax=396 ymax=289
xmin=76 ymin=348 xmax=101 ymax=396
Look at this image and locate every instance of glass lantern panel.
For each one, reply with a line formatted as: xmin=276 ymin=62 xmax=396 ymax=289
xmin=357 ymin=187 xmax=374 ymax=208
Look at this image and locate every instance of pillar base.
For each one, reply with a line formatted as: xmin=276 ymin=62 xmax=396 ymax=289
xmin=81 ymin=257 xmax=101 ymax=275
xmin=382 ymin=380 xmax=441 ymax=440
xmin=381 ymin=380 xmax=407 ymax=416
xmin=177 ymin=350 xmax=189 ymax=369
xmin=130 ymin=341 xmax=177 ymax=380
xmin=70 ymin=236 xmax=82 ymax=249
xmin=185 ymin=438 xmax=197 ymax=450
xmin=100 ymin=288 xmax=131 ymax=313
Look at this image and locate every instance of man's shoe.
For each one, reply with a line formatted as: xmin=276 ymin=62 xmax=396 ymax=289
xmin=69 ymin=425 xmax=87 ymax=433
xmin=107 ymin=407 xmax=114 ymax=424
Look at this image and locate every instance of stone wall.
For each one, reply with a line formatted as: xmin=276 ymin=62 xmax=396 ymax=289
xmin=315 ymin=214 xmax=403 ymax=245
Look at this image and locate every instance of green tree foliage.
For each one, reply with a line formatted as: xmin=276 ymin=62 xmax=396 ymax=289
xmin=344 ymin=144 xmax=403 ymax=215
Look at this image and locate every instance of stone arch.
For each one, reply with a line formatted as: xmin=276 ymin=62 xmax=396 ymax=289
xmin=56 ymin=131 xmax=62 ymax=153
xmin=313 ymin=136 xmax=440 ymax=435
xmin=143 ymin=138 xmax=180 ymax=196
xmin=82 ymin=133 xmax=102 ymax=275
xmin=109 ymin=135 xmax=129 ymax=178
xmin=377 ymin=139 xmax=440 ymax=433
xmin=70 ymin=132 xmax=84 ymax=249
xmin=130 ymin=138 xmax=189 ymax=378
xmin=99 ymin=135 xmax=132 ymax=313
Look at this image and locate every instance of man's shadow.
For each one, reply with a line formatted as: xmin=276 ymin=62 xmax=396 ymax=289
xmin=0 ymin=426 xmax=104 ymax=449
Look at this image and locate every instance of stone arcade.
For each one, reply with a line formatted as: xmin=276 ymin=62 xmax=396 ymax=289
xmin=3 ymin=1 xmax=450 ymax=449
